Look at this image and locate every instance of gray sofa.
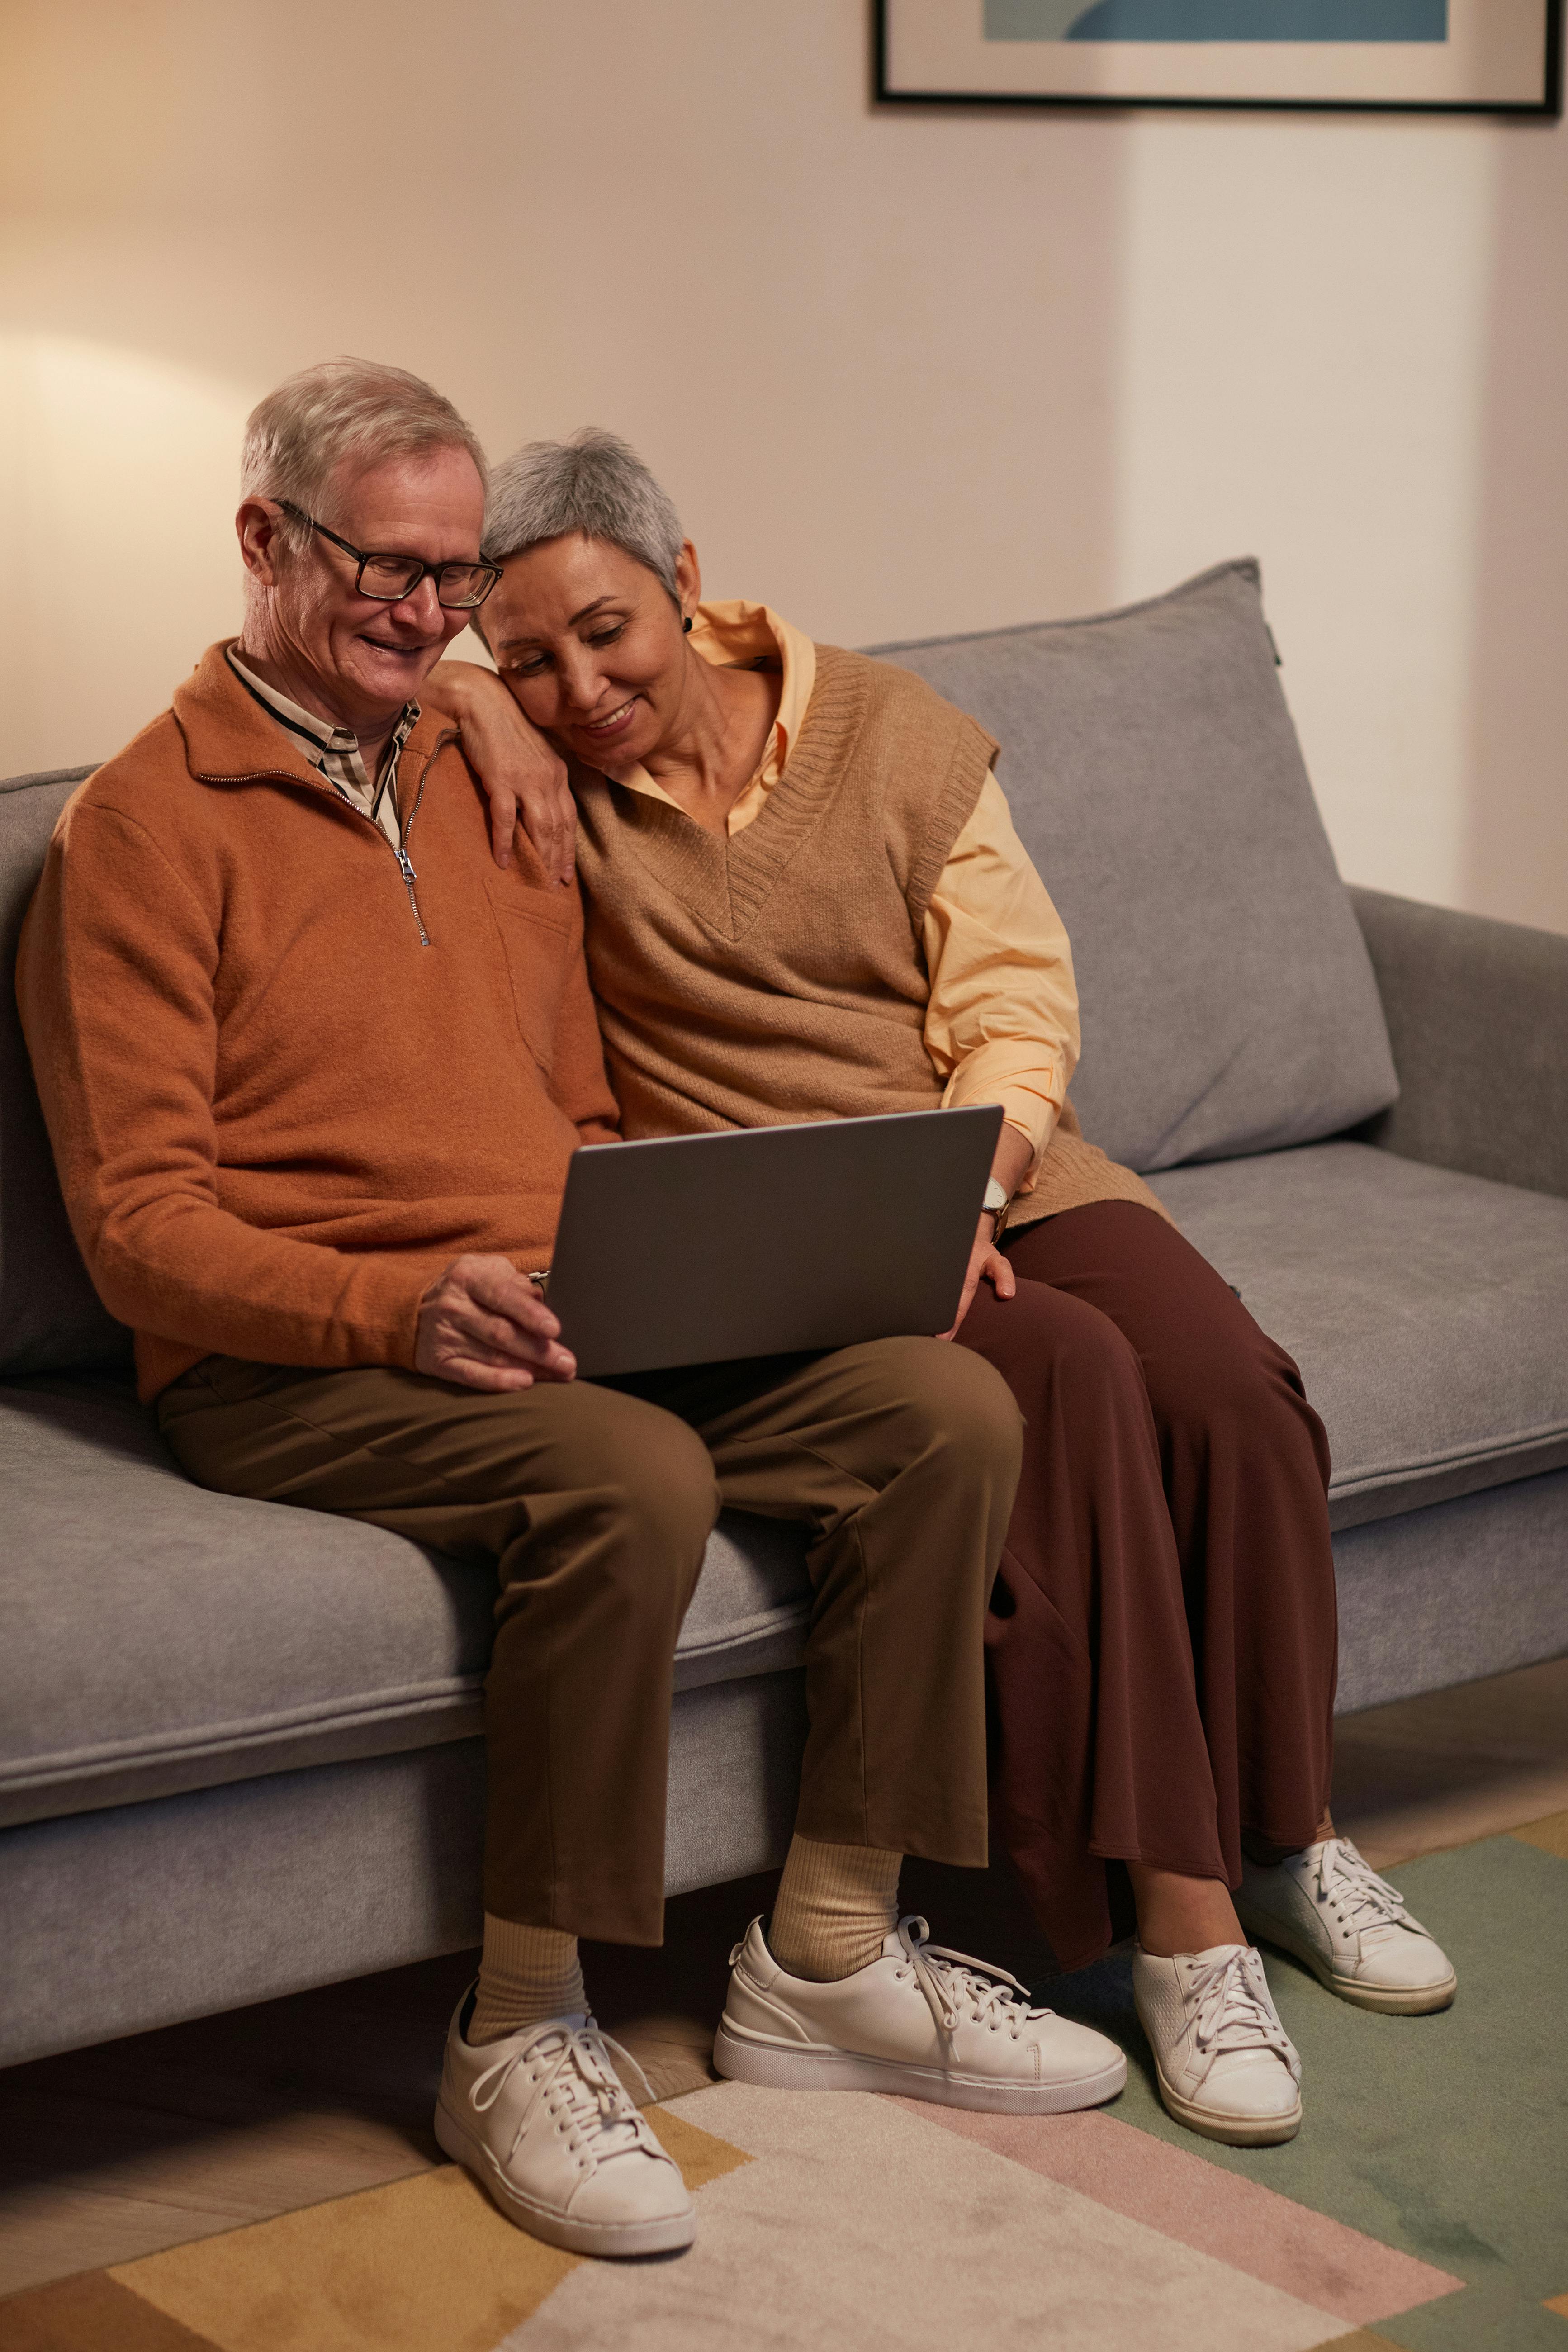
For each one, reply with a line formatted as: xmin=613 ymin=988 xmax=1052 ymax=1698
xmin=5 ymin=559 xmax=1566 ymax=2071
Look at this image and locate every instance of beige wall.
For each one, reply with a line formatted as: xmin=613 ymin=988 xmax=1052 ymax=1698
xmin=2 ymin=0 xmax=1564 ymax=929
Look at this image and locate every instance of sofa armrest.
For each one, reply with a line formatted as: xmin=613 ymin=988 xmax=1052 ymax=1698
xmin=1348 ymin=886 xmax=1568 ymax=1200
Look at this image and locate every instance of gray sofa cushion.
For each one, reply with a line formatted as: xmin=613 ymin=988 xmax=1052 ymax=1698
xmin=1149 ymin=1142 xmax=1568 ymax=1529
xmin=9 ymin=1466 xmax=1564 ymax=2068
xmin=2 ymin=1668 xmax=815 ymax=2069
xmin=0 ymin=767 xmax=131 ymax=1376
xmin=1331 ymin=1466 xmax=1568 ymax=1716
xmin=9 ymin=1135 xmax=1563 ymax=1835
xmin=0 ymin=1377 xmax=813 ymax=1830
xmin=871 ymin=561 xmax=1398 ymax=1173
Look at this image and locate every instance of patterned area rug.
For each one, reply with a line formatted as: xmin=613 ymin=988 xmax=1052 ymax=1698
xmin=5 ymin=1816 xmax=1566 ymax=2352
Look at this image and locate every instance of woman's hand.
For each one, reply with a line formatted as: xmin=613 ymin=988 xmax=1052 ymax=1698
xmin=427 ymin=659 xmax=577 ymax=885
xmin=941 ymin=1214 xmax=1017 ymax=1339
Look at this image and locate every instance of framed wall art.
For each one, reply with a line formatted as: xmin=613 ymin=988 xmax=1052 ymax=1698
xmin=875 ymin=1 xmax=1563 ymax=115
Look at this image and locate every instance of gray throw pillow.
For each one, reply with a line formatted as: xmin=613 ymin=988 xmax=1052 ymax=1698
xmin=869 ymin=559 xmax=1398 ymax=1173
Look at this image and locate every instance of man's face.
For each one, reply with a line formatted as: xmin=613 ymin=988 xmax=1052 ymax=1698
xmin=244 ymin=445 xmax=487 ymax=729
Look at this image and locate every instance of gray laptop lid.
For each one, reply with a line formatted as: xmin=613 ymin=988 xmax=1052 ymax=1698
xmin=545 ymin=1106 xmax=1004 ymax=1379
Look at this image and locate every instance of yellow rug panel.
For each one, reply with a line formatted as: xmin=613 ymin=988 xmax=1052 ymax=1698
xmin=110 ymin=2167 xmax=572 ymax=2352
xmin=1513 ymin=1810 xmax=1568 ymax=1860
xmin=0 ymin=2268 xmax=222 ymax=2352
xmin=639 ymin=2103 xmax=751 ymax=2194
xmin=105 ymin=2111 xmax=745 ymax=2352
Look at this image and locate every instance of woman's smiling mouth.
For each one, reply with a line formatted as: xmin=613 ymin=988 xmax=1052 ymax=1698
xmin=580 ymin=698 xmax=639 ymax=739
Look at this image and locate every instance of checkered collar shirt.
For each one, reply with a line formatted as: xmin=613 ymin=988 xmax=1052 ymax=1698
xmin=226 ymin=646 xmax=417 ymax=852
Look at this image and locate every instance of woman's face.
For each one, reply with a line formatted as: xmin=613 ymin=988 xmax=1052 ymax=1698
xmin=480 ymin=531 xmax=697 ymax=769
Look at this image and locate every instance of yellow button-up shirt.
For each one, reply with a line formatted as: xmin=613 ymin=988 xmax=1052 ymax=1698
xmin=604 ymin=601 xmax=1081 ymax=1185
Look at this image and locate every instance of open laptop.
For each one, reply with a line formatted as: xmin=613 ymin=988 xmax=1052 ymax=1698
xmin=541 ymin=1105 xmax=1003 ymax=1379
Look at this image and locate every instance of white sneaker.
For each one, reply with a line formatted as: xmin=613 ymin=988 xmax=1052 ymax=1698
xmin=1133 ymin=1943 xmax=1303 ymax=2147
xmin=435 ymin=1990 xmax=696 ymax=2258
xmin=1237 ymin=1837 xmax=1457 ymax=2015
xmin=713 ymin=1914 xmax=1127 ymax=2114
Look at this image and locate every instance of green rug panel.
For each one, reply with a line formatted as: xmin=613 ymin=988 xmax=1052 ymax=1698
xmin=1049 ymin=1835 xmax=1568 ymax=2351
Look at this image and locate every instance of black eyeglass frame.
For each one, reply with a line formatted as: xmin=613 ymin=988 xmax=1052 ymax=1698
xmin=277 ymin=500 xmax=502 ymax=610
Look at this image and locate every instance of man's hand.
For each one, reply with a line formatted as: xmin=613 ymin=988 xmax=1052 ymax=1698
xmin=427 ymin=659 xmax=577 ymax=885
xmin=415 ymin=1254 xmax=576 ymax=1392
xmin=941 ymin=1214 xmax=1017 ymax=1340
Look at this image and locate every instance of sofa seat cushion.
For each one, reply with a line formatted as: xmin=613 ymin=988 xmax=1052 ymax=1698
xmin=1149 ymin=1142 xmax=1568 ymax=1529
xmin=0 ymin=1379 xmax=812 ymax=1830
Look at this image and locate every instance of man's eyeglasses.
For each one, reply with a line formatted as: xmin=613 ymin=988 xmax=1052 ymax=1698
xmin=279 ymin=500 xmax=501 ymax=610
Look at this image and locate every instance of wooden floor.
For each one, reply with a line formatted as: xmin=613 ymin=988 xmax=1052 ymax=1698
xmin=3 ymin=1652 xmax=1566 ymax=2300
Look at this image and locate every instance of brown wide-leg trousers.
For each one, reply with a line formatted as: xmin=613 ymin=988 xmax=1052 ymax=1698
xmin=956 ymin=1200 xmax=1338 ymax=1973
xmin=157 ymin=1338 xmax=1022 ymax=1948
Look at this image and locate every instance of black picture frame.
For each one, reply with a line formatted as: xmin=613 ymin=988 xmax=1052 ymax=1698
xmin=873 ymin=0 xmax=1563 ymax=117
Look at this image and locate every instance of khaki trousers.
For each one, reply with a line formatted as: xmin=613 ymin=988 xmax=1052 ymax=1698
xmin=158 ymin=1339 xmax=1022 ymax=1945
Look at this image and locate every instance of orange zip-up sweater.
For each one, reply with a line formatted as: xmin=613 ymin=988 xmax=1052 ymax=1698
xmin=17 ymin=643 xmax=619 ymax=1401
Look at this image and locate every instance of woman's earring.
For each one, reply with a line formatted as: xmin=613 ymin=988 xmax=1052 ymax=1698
xmin=682 ymin=615 xmax=694 ymax=634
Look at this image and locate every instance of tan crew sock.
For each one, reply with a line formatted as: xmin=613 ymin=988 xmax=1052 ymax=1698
xmin=468 ymin=1916 xmax=587 ymax=2046
xmin=768 ymin=1835 xmax=903 ymax=1982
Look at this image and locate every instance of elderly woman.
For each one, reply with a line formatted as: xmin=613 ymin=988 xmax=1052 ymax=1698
xmin=431 ymin=430 xmax=1456 ymax=2149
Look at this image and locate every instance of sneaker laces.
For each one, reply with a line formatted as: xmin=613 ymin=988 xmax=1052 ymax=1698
xmin=470 ymin=2016 xmax=663 ymax=2172
xmin=892 ymin=1915 xmax=1055 ymax=2043
xmin=1307 ymin=1839 xmax=1429 ymax=1944
xmin=1187 ymin=1947 xmax=1301 ymax=2086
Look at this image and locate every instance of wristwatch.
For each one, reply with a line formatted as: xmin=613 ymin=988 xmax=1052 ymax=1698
xmin=982 ymin=1176 xmax=1012 ymax=1244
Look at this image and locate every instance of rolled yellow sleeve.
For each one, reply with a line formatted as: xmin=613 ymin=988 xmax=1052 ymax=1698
xmin=920 ymin=774 xmax=1081 ymax=1189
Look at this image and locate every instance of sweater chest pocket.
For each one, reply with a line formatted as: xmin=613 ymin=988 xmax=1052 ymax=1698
xmin=486 ymin=887 xmax=577 ymax=1074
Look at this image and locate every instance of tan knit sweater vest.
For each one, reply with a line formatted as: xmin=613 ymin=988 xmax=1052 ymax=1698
xmin=572 ymin=643 xmax=1166 ymax=1233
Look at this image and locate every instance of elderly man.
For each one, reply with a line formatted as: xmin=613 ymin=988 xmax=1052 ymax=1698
xmin=18 ymin=358 xmax=1124 ymax=2262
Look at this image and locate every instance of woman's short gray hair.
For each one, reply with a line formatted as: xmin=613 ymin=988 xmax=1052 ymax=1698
xmin=241 ymin=358 xmax=486 ymax=554
xmin=483 ymin=428 xmax=684 ymax=598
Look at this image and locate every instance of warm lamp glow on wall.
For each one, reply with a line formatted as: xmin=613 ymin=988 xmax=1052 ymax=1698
xmin=0 ymin=337 xmax=260 ymax=775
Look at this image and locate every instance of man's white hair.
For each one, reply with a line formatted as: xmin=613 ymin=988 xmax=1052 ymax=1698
xmin=240 ymin=357 xmax=487 ymax=555
xmin=483 ymin=428 xmax=684 ymax=598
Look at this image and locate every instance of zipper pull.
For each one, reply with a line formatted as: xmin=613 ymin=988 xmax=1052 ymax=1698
xmin=397 ymin=846 xmax=418 ymax=886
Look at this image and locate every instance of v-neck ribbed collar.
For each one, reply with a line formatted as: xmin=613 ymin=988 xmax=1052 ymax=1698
xmin=578 ymin=645 xmax=871 ymax=943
